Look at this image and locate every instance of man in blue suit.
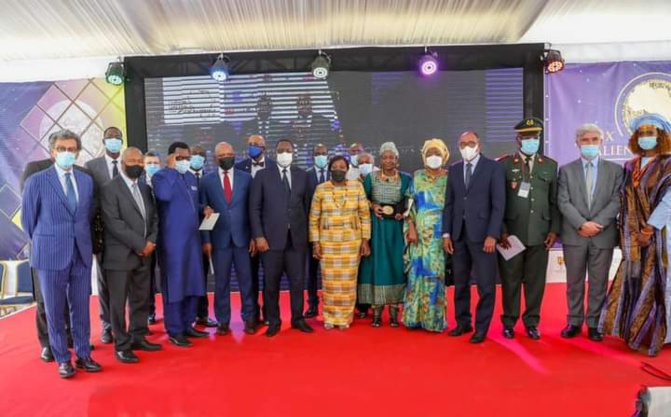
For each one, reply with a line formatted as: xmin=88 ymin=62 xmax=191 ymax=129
xmin=152 ymin=142 xmax=208 ymax=347
xmin=22 ymin=129 xmax=102 ymax=378
xmin=200 ymin=142 xmax=258 ymax=336
xmin=249 ymin=139 xmax=314 ymax=337
xmin=442 ymin=131 xmax=505 ymax=343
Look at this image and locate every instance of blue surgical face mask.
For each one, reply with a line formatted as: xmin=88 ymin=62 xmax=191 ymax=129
xmin=314 ymin=155 xmax=328 ymax=168
xmin=145 ymin=163 xmax=160 ymax=177
xmin=350 ymin=154 xmax=359 ymax=167
xmin=520 ymin=138 xmax=540 ymax=155
xmin=175 ymin=160 xmax=190 ymax=174
xmin=190 ymin=155 xmax=205 ymax=170
xmin=638 ymin=136 xmax=658 ymax=151
xmin=55 ymin=151 xmax=76 ymax=169
xmin=104 ymin=138 xmax=122 ymax=154
xmin=248 ymin=145 xmax=263 ymax=159
xmin=580 ymin=144 xmax=600 ymax=159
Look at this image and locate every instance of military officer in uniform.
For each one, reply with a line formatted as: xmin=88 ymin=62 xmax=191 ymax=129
xmin=497 ymin=117 xmax=560 ymax=340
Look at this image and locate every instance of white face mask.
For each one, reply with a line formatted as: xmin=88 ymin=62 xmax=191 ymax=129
xmin=276 ymin=152 xmax=293 ymax=167
xmin=459 ymin=146 xmax=479 ymax=162
xmin=359 ymin=163 xmax=373 ymax=177
xmin=425 ymin=155 xmax=443 ymax=169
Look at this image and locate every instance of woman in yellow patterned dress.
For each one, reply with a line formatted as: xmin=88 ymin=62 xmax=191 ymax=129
xmin=310 ymin=156 xmax=372 ymax=330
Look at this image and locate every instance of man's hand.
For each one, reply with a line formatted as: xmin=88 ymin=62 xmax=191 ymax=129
xmin=544 ymin=232 xmax=558 ymax=250
xmin=406 ymin=223 xmax=418 ymax=244
xmin=499 ymin=233 xmax=511 ymax=250
xmin=443 ymin=237 xmax=454 ymax=254
xmin=138 ymin=241 xmax=156 ymax=257
xmin=249 ymin=239 xmax=257 ymax=257
xmin=166 ymin=154 xmax=176 ymax=168
xmin=313 ymin=242 xmax=322 ymax=260
xmin=579 ymin=221 xmax=603 ymax=237
xmin=255 ymin=237 xmax=270 ymax=253
xmin=203 ymin=206 xmax=214 ymax=219
xmin=202 ymin=243 xmax=212 ymax=257
xmin=483 ymin=236 xmax=497 ymax=254
xmin=360 ymin=239 xmax=371 ymax=257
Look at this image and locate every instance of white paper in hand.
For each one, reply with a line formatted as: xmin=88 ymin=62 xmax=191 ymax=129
xmin=199 ymin=213 xmax=220 ymax=231
xmin=496 ymin=234 xmax=526 ymax=261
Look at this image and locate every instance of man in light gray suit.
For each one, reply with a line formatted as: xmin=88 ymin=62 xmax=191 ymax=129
xmin=84 ymin=126 xmax=124 ymax=344
xmin=557 ymin=123 xmax=623 ymax=342
xmin=101 ymin=148 xmax=162 ymax=363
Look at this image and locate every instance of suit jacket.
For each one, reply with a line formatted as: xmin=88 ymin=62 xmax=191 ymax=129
xmin=101 ymin=175 xmax=158 ymax=271
xmin=200 ymin=168 xmax=252 ymax=249
xmin=21 ymin=158 xmax=95 ymax=194
xmin=85 ymin=156 xmax=115 ymax=189
xmin=240 ymin=118 xmax=288 ymax=144
xmin=443 ymin=155 xmax=506 ymax=242
xmin=289 ymin=113 xmax=334 ymax=144
xmin=558 ymin=158 xmax=623 ymax=248
xmin=235 ymin=157 xmax=276 ymax=174
xmin=249 ymin=165 xmax=310 ymax=250
xmin=21 ymin=166 xmax=94 ymax=270
xmin=306 ymin=166 xmax=330 ymax=207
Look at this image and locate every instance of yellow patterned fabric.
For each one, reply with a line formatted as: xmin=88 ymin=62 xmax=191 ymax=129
xmin=309 ymin=180 xmax=371 ymax=326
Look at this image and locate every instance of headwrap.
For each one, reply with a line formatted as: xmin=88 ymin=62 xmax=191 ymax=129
xmin=630 ymin=113 xmax=671 ymax=133
xmin=421 ymin=138 xmax=449 ymax=165
xmin=379 ymin=142 xmax=399 ymax=158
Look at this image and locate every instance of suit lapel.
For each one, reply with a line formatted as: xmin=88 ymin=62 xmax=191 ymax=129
xmin=590 ymin=159 xmax=606 ymax=208
xmin=47 ymin=167 xmax=75 ymax=216
xmin=573 ymin=159 xmax=589 ymax=212
xmin=467 ymin=156 xmax=485 ymax=193
xmin=117 ymin=177 xmax=144 ymax=218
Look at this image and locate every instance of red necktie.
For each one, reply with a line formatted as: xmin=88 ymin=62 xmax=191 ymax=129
xmin=223 ymin=171 xmax=232 ymax=204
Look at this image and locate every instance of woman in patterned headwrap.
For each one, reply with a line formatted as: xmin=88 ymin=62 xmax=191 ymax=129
xmin=600 ymin=113 xmax=671 ymax=356
xmin=403 ymin=139 xmax=450 ymax=332
xmin=358 ymin=142 xmax=412 ymax=327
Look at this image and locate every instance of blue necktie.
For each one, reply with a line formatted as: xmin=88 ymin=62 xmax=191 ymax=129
xmin=318 ymin=169 xmax=325 ymax=184
xmin=65 ymin=173 xmax=77 ymax=212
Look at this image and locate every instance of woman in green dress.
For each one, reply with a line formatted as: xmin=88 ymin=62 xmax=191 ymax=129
xmin=403 ymin=139 xmax=449 ymax=332
xmin=358 ymin=142 xmax=412 ymax=327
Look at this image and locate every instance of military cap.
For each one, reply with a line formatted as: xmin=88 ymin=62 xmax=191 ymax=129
xmin=514 ymin=117 xmax=544 ymax=133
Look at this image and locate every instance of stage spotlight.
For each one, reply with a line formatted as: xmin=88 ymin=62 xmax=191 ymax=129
xmin=418 ymin=51 xmax=439 ymax=76
xmin=210 ymin=54 xmax=230 ymax=82
xmin=544 ymin=49 xmax=565 ymax=74
xmin=311 ymin=52 xmax=331 ymax=79
xmin=105 ymin=62 xmax=125 ymax=86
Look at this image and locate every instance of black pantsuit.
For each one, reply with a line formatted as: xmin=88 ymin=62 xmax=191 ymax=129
xmin=107 ymin=265 xmax=151 ymax=351
xmin=262 ymin=232 xmax=305 ymax=326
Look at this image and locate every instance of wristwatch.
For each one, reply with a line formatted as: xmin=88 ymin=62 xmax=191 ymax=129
xmin=442 ymin=233 xmax=450 ymax=239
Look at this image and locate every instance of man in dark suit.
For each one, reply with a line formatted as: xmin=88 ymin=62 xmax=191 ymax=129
xmin=304 ymin=143 xmax=330 ymax=318
xmin=22 ymin=129 xmax=102 ymax=378
xmin=442 ymin=131 xmax=505 ymax=344
xmin=249 ymin=139 xmax=314 ymax=337
xmin=101 ymin=148 xmax=163 ymax=364
xmin=142 ymin=151 xmax=162 ymax=325
xmin=84 ymin=126 xmax=125 ymax=344
xmin=235 ymin=134 xmax=276 ymax=324
xmin=240 ymin=94 xmax=287 ymax=146
xmin=201 ymin=142 xmax=258 ymax=335
xmin=289 ymin=94 xmax=334 ymax=147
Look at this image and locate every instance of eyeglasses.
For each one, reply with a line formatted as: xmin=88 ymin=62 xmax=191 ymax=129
xmin=55 ymin=147 xmax=78 ymax=153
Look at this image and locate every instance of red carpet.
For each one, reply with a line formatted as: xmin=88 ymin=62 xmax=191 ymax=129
xmin=0 ymin=283 xmax=670 ymax=417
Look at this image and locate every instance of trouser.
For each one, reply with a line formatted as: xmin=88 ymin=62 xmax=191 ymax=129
xmin=96 ymin=254 xmax=112 ymax=332
xmin=306 ymin=245 xmax=320 ymax=308
xmin=250 ymin=253 xmax=265 ymax=320
xmin=196 ymin=252 xmax=211 ymax=318
xmin=212 ymin=246 xmax=255 ymax=324
xmin=164 ymin=296 xmax=199 ymax=337
xmin=107 ymin=263 xmax=151 ymax=351
xmin=33 ymin=267 xmax=71 ymax=348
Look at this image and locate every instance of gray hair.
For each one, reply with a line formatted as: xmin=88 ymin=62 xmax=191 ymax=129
xmin=575 ymin=123 xmax=604 ymax=140
xmin=48 ymin=129 xmax=82 ymax=150
xmin=358 ymin=151 xmax=374 ymax=162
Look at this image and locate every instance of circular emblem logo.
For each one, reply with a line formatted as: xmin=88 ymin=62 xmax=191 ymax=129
xmin=615 ymin=72 xmax=671 ymax=136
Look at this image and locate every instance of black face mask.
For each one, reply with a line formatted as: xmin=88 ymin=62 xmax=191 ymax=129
xmin=330 ymin=170 xmax=346 ymax=183
xmin=125 ymin=165 xmax=144 ymax=179
xmin=218 ymin=156 xmax=235 ymax=171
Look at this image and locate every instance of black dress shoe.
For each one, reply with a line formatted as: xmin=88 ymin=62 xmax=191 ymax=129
xmin=75 ymin=357 xmax=102 ymax=372
xmin=448 ymin=324 xmax=474 ymax=337
xmin=216 ymin=324 xmax=230 ymax=336
xmin=502 ymin=327 xmax=515 ymax=339
xmin=266 ymin=324 xmax=280 ymax=337
xmin=40 ymin=347 xmax=55 ymax=363
xmin=356 ymin=311 xmax=367 ymax=319
xmin=185 ymin=327 xmax=209 ymax=338
xmin=115 ymin=350 xmax=139 ymax=364
xmin=526 ymin=327 xmax=541 ymax=340
xmin=169 ymin=334 xmax=193 ymax=348
xmin=131 ymin=338 xmax=163 ymax=352
xmin=243 ymin=320 xmax=258 ymax=335
xmin=470 ymin=332 xmax=486 ymax=344
xmin=304 ymin=305 xmax=318 ymax=318
xmin=195 ymin=317 xmax=218 ymax=328
xmin=59 ymin=361 xmax=75 ymax=379
xmin=291 ymin=320 xmax=314 ymax=333
xmin=560 ymin=324 xmax=581 ymax=338
xmin=588 ymin=327 xmax=604 ymax=342
xmin=101 ymin=329 xmax=113 ymax=344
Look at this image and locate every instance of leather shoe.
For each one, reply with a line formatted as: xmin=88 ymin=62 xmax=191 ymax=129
xmin=75 ymin=357 xmax=102 ymax=372
xmin=304 ymin=305 xmax=318 ymax=318
xmin=169 ymin=334 xmax=193 ymax=348
xmin=561 ymin=324 xmax=581 ymax=338
xmin=40 ymin=347 xmax=55 ymax=363
xmin=101 ymin=329 xmax=113 ymax=344
xmin=131 ymin=338 xmax=163 ymax=352
xmin=526 ymin=327 xmax=541 ymax=340
xmin=243 ymin=320 xmax=258 ymax=335
xmin=291 ymin=320 xmax=314 ymax=333
xmin=58 ymin=361 xmax=75 ymax=379
xmin=216 ymin=324 xmax=230 ymax=336
xmin=588 ymin=327 xmax=604 ymax=342
xmin=195 ymin=317 xmax=218 ymax=327
xmin=470 ymin=332 xmax=486 ymax=344
xmin=448 ymin=324 xmax=474 ymax=337
xmin=266 ymin=324 xmax=280 ymax=337
xmin=356 ymin=311 xmax=367 ymax=319
xmin=502 ymin=327 xmax=515 ymax=339
xmin=185 ymin=327 xmax=209 ymax=338
xmin=115 ymin=350 xmax=139 ymax=364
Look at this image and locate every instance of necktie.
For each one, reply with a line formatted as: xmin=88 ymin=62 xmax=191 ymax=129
xmin=65 ymin=173 xmax=77 ymax=212
xmin=525 ymin=157 xmax=531 ymax=180
xmin=195 ymin=172 xmax=200 ymax=185
xmin=465 ymin=163 xmax=473 ymax=189
xmin=223 ymin=171 xmax=232 ymax=204
xmin=282 ymin=168 xmax=291 ymax=197
xmin=252 ymin=161 xmax=265 ymax=168
xmin=585 ymin=162 xmax=594 ymax=209
xmin=318 ymin=169 xmax=325 ymax=184
xmin=131 ymin=183 xmax=146 ymax=219
xmin=112 ymin=160 xmax=119 ymax=178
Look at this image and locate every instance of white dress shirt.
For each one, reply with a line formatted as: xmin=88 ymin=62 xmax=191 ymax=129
xmin=54 ymin=164 xmax=79 ymax=201
xmin=104 ymin=153 xmax=120 ymax=179
xmin=218 ymin=166 xmax=235 ymax=189
xmin=277 ymin=164 xmax=292 ymax=189
xmin=251 ymin=156 xmax=267 ymax=178
xmin=463 ymin=153 xmax=481 ymax=184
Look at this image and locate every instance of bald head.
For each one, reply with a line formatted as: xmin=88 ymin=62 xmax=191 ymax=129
xmin=122 ymin=147 xmax=143 ymax=162
xmin=215 ymin=142 xmax=234 ymax=158
xmin=247 ymin=134 xmax=266 ymax=148
xmin=121 ymin=147 xmax=144 ymax=179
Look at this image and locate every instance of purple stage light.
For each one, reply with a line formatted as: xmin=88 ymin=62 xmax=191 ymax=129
xmin=418 ymin=52 xmax=439 ymax=76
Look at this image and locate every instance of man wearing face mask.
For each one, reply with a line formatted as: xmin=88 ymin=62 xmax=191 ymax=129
xmin=240 ymin=94 xmax=288 ymax=143
xmin=345 ymin=143 xmax=365 ymax=180
xmin=496 ymin=118 xmax=560 ymax=340
xmin=236 ymin=134 xmax=276 ymax=324
xmin=101 ymin=148 xmax=162 ymax=363
xmin=355 ymin=152 xmax=376 ymax=182
xmin=152 ymin=142 xmax=208 ymax=347
xmin=249 ymin=139 xmax=314 ymax=337
xmin=200 ymin=142 xmax=258 ymax=335
xmin=304 ymin=144 xmax=331 ymax=318
xmin=142 ymin=151 xmax=161 ymax=326
xmin=85 ymin=126 xmax=125 ymax=345
xmin=442 ymin=131 xmax=505 ymax=344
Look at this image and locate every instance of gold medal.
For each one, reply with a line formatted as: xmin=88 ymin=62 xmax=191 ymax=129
xmin=382 ymin=205 xmax=394 ymax=216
